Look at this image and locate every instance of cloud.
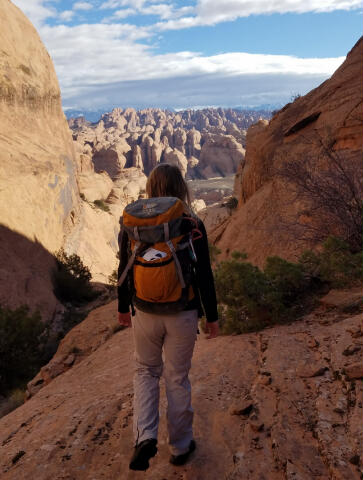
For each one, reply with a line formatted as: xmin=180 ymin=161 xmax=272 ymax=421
xmin=36 ymin=19 xmax=344 ymax=109
xmin=157 ymin=0 xmax=362 ymax=30
xmin=59 ymin=10 xmax=75 ymax=22
xmin=12 ymin=0 xmax=56 ymax=27
xmin=62 ymin=72 xmax=336 ymax=111
xmin=100 ymin=0 xmax=161 ymax=9
xmin=11 ymin=0 xmax=349 ymax=112
xmin=101 ymin=0 xmax=190 ymax=21
xmin=74 ymin=2 xmax=94 ymax=11
xmin=113 ymin=8 xmax=136 ymax=19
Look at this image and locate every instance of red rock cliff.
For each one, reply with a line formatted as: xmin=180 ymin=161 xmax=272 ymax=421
xmin=212 ymin=38 xmax=363 ymax=266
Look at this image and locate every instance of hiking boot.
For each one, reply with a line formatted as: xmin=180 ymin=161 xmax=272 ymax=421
xmin=129 ymin=438 xmax=158 ymax=471
xmin=169 ymin=440 xmax=196 ymax=466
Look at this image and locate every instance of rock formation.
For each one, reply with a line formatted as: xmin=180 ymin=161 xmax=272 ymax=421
xmin=0 ymin=290 xmax=362 ymax=479
xmin=0 ymin=0 xmax=147 ymax=321
xmin=69 ymin=108 xmax=268 ymax=180
xmin=212 ymin=38 xmax=363 ymax=265
xmin=0 ymin=0 xmax=79 ymax=318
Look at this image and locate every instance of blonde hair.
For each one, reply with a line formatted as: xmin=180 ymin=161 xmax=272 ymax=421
xmin=146 ymin=164 xmax=191 ymax=206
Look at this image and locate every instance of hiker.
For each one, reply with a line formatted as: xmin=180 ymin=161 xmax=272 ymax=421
xmin=117 ymin=163 xmax=219 ymax=471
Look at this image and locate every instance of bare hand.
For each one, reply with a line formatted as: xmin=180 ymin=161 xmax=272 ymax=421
xmin=118 ymin=312 xmax=132 ymax=327
xmin=206 ymin=321 xmax=219 ymax=339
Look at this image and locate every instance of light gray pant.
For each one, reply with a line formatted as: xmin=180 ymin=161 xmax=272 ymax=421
xmin=132 ymin=308 xmax=198 ymax=455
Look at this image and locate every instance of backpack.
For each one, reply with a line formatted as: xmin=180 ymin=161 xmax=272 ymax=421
xmin=118 ymin=197 xmax=200 ymax=314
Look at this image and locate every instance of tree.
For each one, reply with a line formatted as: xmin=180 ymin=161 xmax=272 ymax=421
xmin=276 ymin=134 xmax=363 ymax=252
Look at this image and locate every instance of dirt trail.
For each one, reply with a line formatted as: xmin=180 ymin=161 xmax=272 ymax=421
xmin=0 ymin=299 xmax=362 ymax=479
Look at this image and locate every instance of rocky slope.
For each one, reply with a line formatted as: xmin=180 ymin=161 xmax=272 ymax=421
xmin=69 ymin=108 xmax=266 ymax=181
xmin=0 ymin=289 xmax=362 ymax=479
xmin=211 ymin=38 xmax=363 ymax=265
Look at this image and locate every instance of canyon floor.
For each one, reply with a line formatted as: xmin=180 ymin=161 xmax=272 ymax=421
xmin=0 ymin=288 xmax=362 ymax=480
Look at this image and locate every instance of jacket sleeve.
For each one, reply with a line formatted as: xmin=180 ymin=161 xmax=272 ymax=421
xmin=193 ymin=219 xmax=219 ymax=323
xmin=117 ymin=228 xmax=132 ymax=314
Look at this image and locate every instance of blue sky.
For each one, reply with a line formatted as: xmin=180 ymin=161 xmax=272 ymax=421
xmin=13 ymin=0 xmax=362 ymax=112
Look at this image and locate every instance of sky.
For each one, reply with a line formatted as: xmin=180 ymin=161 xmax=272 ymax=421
xmin=12 ymin=0 xmax=363 ymax=114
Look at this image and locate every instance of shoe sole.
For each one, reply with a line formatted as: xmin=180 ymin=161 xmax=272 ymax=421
xmin=169 ymin=440 xmax=196 ymax=466
xmin=129 ymin=443 xmax=158 ymax=471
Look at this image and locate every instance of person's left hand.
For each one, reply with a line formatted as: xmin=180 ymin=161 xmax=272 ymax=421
xmin=118 ymin=312 xmax=132 ymax=327
xmin=206 ymin=320 xmax=219 ymax=339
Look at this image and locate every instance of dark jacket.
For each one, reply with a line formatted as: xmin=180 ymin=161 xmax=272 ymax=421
xmin=117 ymin=218 xmax=218 ymax=323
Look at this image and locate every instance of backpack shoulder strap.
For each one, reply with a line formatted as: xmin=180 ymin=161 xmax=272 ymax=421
xmin=118 ymin=240 xmax=141 ymax=287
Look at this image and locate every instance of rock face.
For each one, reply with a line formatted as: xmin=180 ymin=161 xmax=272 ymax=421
xmin=198 ymin=134 xmax=246 ymax=178
xmin=0 ymin=0 xmax=147 ymax=319
xmin=0 ymin=0 xmax=79 ymax=317
xmin=0 ymin=295 xmax=362 ymax=479
xmin=213 ymin=38 xmax=363 ymax=265
xmin=70 ymin=108 xmax=268 ymax=181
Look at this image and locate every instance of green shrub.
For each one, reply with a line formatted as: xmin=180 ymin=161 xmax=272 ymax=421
xmin=94 ymin=199 xmax=110 ymax=212
xmin=53 ymin=249 xmax=97 ymax=303
xmin=214 ymin=237 xmax=362 ymax=335
xmin=208 ymin=242 xmax=221 ymax=264
xmin=0 ymin=305 xmax=47 ymax=395
xmin=215 ymin=252 xmax=273 ymax=334
xmin=264 ymin=256 xmax=308 ymax=309
xmin=299 ymin=236 xmax=362 ymax=288
xmin=79 ymin=192 xmax=86 ymax=201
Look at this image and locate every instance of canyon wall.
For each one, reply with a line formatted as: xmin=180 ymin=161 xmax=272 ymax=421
xmin=212 ymin=37 xmax=363 ymax=266
xmin=0 ymin=0 xmax=146 ymax=319
xmin=0 ymin=0 xmax=80 ymax=317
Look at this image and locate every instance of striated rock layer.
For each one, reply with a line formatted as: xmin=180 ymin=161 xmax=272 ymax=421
xmin=0 ymin=293 xmax=362 ymax=479
xmin=212 ymin=38 xmax=363 ymax=266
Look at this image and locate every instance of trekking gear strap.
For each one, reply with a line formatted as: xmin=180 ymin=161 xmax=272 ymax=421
xmin=163 ymin=222 xmax=170 ymax=242
xmin=166 ymin=240 xmax=186 ymax=289
xmin=118 ymin=241 xmax=141 ymax=287
xmin=133 ymin=226 xmax=140 ymax=242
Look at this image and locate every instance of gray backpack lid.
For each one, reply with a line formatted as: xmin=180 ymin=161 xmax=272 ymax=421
xmin=124 ymin=197 xmax=180 ymax=219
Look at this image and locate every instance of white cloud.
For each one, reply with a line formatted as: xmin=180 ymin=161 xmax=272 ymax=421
xmin=59 ymin=10 xmax=75 ymax=22
xmin=10 ymin=0 xmax=350 ymax=111
xmin=36 ymin=19 xmax=344 ymax=109
xmin=74 ymin=2 xmax=94 ymax=11
xmin=12 ymin=0 xmax=56 ymax=28
xmin=157 ymin=0 xmax=362 ymax=30
xmin=141 ymin=4 xmax=173 ymax=19
xmin=113 ymin=8 xmax=136 ymax=19
xmin=100 ymin=0 xmax=157 ymax=9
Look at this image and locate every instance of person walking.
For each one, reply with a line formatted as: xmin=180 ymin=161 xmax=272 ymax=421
xmin=117 ymin=163 xmax=219 ymax=471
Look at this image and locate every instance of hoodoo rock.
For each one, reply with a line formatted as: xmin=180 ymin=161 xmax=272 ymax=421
xmin=212 ymin=38 xmax=363 ymax=265
xmin=198 ymin=134 xmax=246 ymax=178
xmin=70 ymin=107 xmax=267 ymax=179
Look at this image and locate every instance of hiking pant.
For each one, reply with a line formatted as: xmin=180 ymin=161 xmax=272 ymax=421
xmin=132 ymin=308 xmax=198 ymax=455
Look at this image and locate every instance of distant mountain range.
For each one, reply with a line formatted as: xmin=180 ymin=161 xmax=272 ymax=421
xmin=64 ymin=105 xmax=277 ymax=123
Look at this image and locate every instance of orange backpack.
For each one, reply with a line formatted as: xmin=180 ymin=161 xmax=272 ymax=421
xmin=118 ymin=197 xmax=199 ymax=314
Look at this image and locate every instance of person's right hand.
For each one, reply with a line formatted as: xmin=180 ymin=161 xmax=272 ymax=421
xmin=118 ymin=312 xmax=132 ymax=327
xmin=206 ymin=321 xmax=219 ymax=339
